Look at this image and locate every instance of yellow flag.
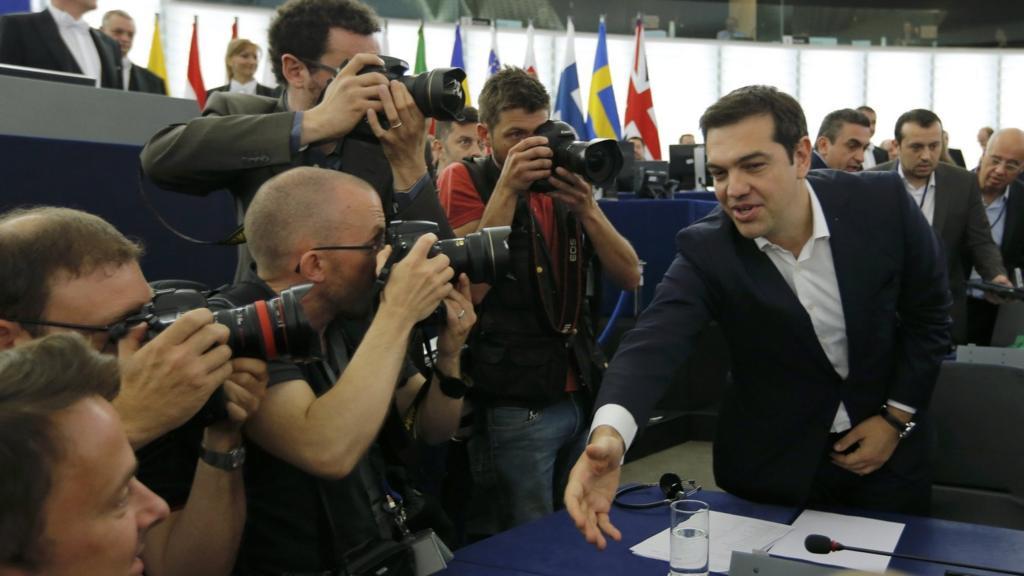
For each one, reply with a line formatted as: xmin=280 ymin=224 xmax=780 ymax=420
xmin=147 ymin=13 xmax=169 ymax=94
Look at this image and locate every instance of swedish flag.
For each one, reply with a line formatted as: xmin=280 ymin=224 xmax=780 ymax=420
xmin=586 ymin=17 xmax=621 ymax=140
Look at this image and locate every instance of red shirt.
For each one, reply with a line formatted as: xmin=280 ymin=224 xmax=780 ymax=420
xmin=437 ymin=160 xmax=577 ymax=392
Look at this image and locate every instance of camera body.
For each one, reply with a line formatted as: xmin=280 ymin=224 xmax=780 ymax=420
xmin=343 ymin=55 xmax=467 ymax=136
xmin=384 ymin=220 xmax=511 ymax=325
xmin=529 ymin=120 xmax=624 ymax=193
xmin=131 ymin=284 xmax=321 ymax=422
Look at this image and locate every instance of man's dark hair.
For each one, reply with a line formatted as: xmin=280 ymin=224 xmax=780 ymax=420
xmin=268 ymin=0 xmax=380 ymax=84
xmin=0 ymin=333 xmax=121 ymax=569
xmin=895 ymin=109 xmax=942 ymax=143
xmin=0 ymin=207 xmax=143 ymax=336
xmin=699 ymin=85 xmax=807 ymax=162
xmin=435 ymin=105 xmax=479 ymax=142
xmin=478 ymin=67 xmax=549 ymax=129
xmin=856 ymin=105 xmax=876 ymax=116
xmin=816 ymin=108 xmax=871 ymax=145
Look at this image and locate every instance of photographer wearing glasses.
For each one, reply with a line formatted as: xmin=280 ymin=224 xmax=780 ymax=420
xmin=0 ymin=206 xmax=268 ymax=576
xmin=141 ymin=0 xmax=454 ymax=282
xmin=219 ymin=167 xmax=474 ymax=575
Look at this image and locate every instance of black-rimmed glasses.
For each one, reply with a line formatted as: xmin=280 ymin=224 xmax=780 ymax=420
xmin=7 ymin=314 xmax=146 ymax=350
xmin=987 ymin=155 xmax=1023 ymax=173
xmin=298 ymin=57 xmax=341 ymax=77
xmin=294 ymin=236 xmax=386 ymax=274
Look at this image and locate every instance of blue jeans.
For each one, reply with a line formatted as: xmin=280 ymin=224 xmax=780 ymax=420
xmin=477 ymin=393 xmax=588 ymax=530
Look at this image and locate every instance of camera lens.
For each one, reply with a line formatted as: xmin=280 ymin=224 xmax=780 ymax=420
xmin=401 ymin=67 xmax=467 ymax=121
xmin=212 ymin=284 xmax=321 ymax=363
xmin=435 ymin=226 xmax=511 ymax=285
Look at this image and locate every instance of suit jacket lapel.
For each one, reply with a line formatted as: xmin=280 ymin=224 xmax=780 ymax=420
xmin=1003 ymin=181 xmax=1024 ymax=262
xmin=733 ymin=225 xmax=838 ymax=377
xmin=33 ymin=10 xmax=80 ymax=73
xmin=931 ymin=166 xmax=950 ymax=236
xmin=815 ymin=182 xmax=866 ymax=377
xmin=90 ymin=29 xmax=121 ymax=88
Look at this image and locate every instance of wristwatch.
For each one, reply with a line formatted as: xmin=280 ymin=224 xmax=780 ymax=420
xmin=435 ymin=368 xmax=469 ymax=399
xmin=879 ymin=405 xmax=916 ymax=440
xmin=200 ymin=444 xmax=246 ymax=471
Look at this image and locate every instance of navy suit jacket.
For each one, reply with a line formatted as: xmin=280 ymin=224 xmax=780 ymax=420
xmin=129 ymin=64 xmax=166 ymax=95
xmin=810 ymin=151 xmax=828 ymax=170
xmin=0 ymin=10 xmax=122 ymax=89
xmin=598 ymin=170 xmax=952 ymax=506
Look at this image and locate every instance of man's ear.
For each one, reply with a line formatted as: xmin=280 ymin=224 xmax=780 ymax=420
xmin=477 ymin=123 xmax=491 ymax=151
xmin=279 ymin=53 xmax=309 ymax=89
xmin=794 ymin=136 xmax=813 ymax=178
xmin=0 ymin=319 xmax=32 ymax=350
xmin=295 ymin=251 xmax=327 ymax=283
xmin=814 ymin=135 xmax=829 ymax=156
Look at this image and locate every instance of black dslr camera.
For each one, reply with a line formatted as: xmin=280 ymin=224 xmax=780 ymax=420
xmin=382 ymin=221 xmax=511 ymax=325
xmin=121 ymin=284 xmax=321 ymax=422
xmin=341 ymin=55 xmax=467 ymax=137
xmin=529 ymin=120 xmax=624 ymax=192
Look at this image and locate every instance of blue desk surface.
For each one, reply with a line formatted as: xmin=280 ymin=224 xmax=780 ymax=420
xmin=443 ymin=488 xmax=1024 ymax=576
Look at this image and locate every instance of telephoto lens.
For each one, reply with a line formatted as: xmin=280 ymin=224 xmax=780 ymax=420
xmin=529 ymin=120 xmax=624 ymax=192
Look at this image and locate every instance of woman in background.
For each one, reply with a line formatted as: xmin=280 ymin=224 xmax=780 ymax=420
xmin=206 ymin=38 xmax=278 ymax=98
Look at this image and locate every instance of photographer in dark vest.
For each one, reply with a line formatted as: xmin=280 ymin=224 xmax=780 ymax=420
xmin=437 ymin=68 xmax=640 ymax=531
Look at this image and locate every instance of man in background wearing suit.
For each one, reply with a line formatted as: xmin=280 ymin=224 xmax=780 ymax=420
xmin=967 ymin=128 xmax=1024 ymax=345
xmin=100 ymin=10 xmax=166 ymax=95
xmin=873 ymin=109 xmax=1011 ymax=343
xmin=141 ymin=0 xmax=452 ymax=281
xmin=813 ymin=108 xmax=872 ymax=172
xmin=857 ymin=105 xmax=889 ymax=169
xmin=0 ymin=0 xmax=122 ymax=89
xmin=565 ymin=86 xmax=953 ymax=550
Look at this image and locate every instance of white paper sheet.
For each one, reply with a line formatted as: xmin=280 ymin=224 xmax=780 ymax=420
xmin=630 ymin=511 xmax=793 ymax=574
xmin=768 ymin=510 xmax=905 ymax=573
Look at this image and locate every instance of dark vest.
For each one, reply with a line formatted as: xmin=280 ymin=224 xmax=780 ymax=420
xmin=460 ymin=157 xmax=601 ymax=407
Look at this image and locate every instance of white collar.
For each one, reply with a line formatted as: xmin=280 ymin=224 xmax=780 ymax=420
xmin=48 ymin=5 xmax=89 ymax=32
xmin=754 ymin=180 xmax=830 ymax=252
xmin=230 ymin=78 xmax=258 ymax=91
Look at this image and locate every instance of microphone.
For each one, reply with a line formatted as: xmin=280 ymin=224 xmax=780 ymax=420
xmin=804 ymin=534 xmax=1024 ymax=576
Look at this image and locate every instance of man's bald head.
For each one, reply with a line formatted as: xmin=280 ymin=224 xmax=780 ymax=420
xmin=245 ymin=167 xmax=382 ymax=278
xmin=979 ymin=128 xmax=1024 ymax=194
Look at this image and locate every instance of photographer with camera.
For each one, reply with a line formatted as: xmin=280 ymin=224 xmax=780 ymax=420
xmin=221 ymin=167 xmax=476 ymax=574
xmin=0 ymin=206 xmax=268 ymax=576
xmin=438 ymin=68 xmax=641 ymax=531
xmin=141 ymin=0 xmax=458 ymax=281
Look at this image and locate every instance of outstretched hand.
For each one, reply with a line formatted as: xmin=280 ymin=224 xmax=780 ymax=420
xmin=564 ymin=426 xmax=626 ymax=550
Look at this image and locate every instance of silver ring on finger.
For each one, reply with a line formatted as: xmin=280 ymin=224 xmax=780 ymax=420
xmin=390 ymin=120 xmax=403 ymax=129
xmin=457 ymin=309 xmax=466 ymax=320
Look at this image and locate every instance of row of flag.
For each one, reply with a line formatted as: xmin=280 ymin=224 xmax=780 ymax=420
xmin=423 ymin=15 xmax=662 ymax=159
xmin=144 ymin=13 xmax=662 ymax=159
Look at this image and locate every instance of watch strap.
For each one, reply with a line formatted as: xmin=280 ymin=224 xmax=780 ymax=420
xmin=434 ymin=368 xmax=468 ymax=399
xmin=200 ymin=444 xmax=246 ymax=471
xmin=879 ymin=406 xmax=915 ymax=439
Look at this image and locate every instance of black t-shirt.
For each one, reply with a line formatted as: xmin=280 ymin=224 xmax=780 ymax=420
xmin=135 ymin=413 xmax=204 ymax=510
xmin=221 ymin=279 xmax=420 ymax=574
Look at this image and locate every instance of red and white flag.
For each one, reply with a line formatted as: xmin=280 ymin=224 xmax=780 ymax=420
xmin=623 ymin=16 xmax=661 ymax=160
xmin=523 ymin=20 xmax=537 ymax=77
xmin=231 ymin=16 xmax=238 ymax=39
xmin=186 ymin=16 xmax=207 ymax=109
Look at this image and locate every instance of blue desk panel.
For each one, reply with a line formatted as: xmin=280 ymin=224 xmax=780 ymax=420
xmin=443 ymin=488 xmax=1024 ymax=576
xmin=598 ymin=198 xmax=719 ymax=316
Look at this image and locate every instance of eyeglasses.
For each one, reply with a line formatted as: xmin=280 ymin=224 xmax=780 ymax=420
xmin=987 ymin=155 xmax=1023 ymax=173
xmin=293 ymin=235 xmax=386 ymax=273
xmin=298 ymin=57 xmax=341 ymax=77
xmin=7 ymin=314 xmax=146 ymax=350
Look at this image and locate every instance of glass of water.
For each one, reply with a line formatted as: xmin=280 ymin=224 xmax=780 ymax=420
xmin=669 ymin=499 xmax=709 ymax=576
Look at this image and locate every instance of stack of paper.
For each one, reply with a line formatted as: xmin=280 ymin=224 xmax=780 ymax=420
xmin=769 ymin=510 xmax=905 ymax=573
xmin=630 ymin=511 xmax=793 ymax=574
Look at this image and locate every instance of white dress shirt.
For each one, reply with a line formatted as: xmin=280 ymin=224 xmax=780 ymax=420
xmin=863 ymin=144 xmax=878 ymax=169
xmin=229 ymin=78 xmax=258 ymax=95
xmin=48 ymin=5 xmax=101 ymax=87
xmin=121 ymin=58 xmax=132 ymax=91
xmin=592 ymin=180 xmax=915 ymax=452
xmin=898 ymin=162 xmax=937 ymax=225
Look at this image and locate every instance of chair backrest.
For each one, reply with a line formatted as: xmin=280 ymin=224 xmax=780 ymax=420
xmin=929 ymin=362 xmax=1024 ymax=496
xmin=990 ymin=301 xmax=1024 ymax=347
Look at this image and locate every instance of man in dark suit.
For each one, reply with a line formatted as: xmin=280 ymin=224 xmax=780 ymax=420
xmin=141 ymin=0 xmax=452 ymax=280
xmin=0 ymin=0 xmax=122 ymax=89
xmin=813 ymin=108 xmax=872 ymax=172
xmin=565 ymin=86 xmax=953 ymax=549
xmin=857 ymin=105 xmax=890 ymax=169
xmin=967 ymin=128 xmax=1024 ymax=345
xmin=872 ymin=109 xmax=1010 ymax=343
xmin=100 ymin=10 xmax=165 ymax=95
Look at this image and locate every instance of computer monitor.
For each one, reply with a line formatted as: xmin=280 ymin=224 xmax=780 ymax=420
xmin=669 ymin=144 xmax=712 ymax=191
xmin=633 ymin=161 xmax=671 ymax=198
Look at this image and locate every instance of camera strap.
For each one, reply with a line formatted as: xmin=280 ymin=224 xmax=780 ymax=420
xmin=527 ymin=199 xmax=586 ymax=335
xmin=136 ymin=165 xmax=248 ymax=246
